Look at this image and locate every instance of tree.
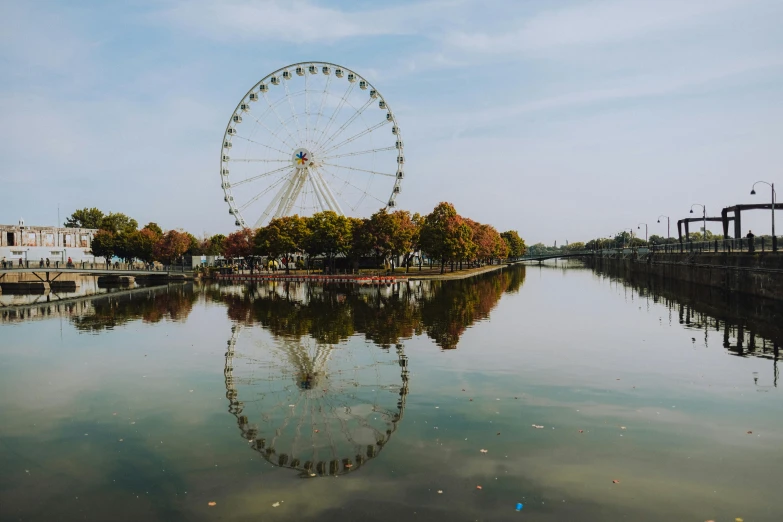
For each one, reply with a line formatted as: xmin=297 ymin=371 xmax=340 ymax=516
xmin=100 ymin=212 xmax=138 ymax=235
xmin=64 ymin=207 xmax=105 ymax=229
xmin=365 ymin=209 xmax=396 ymax=266
xmin=153 ymin=230 xmax=191 ymax=265
xmin=565 ymin=241 xmax=586 ymax=252
xmin=128 ymin=228 xmax=158 ymax=264
xmin=254 ymin=215 xmax=308 ymax=273
xmin=346 ymin=217 xmax=373 ymax=271
xmin=200 ymin=234 xmax=226 ymax=256
xmin=143 ymin=222 xmax=163 ymax=236
xmin=223 ymin=228 xmax=255 ymax=261
xmin=303 ymin=211 xmax=352 ymax=272
xmin=90 ymin=230 xmax=116 ymax=262
xmin=501 ymin=230 xmax=526 ymax=258
xmin=420 ymin=202 xmax=474 ymax=273
xmin=389 ymin=210 xmax=418 ymax=271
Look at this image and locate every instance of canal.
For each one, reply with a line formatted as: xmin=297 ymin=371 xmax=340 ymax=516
xmin=1 ymin=263 xmax=781 ymax=521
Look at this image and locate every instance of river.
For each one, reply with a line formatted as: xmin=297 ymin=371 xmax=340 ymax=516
xmin=1 ymin=263 xmax=781 ymax=521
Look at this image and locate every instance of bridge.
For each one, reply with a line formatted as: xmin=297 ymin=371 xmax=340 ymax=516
xmin=517 ymin=248 xmax=630 ymax=262
xmin=0 ymin=266 xmax=191 ymax=295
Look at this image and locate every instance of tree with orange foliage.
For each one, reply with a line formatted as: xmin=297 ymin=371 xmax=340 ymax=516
xmin=223 ymin=228 xmax=255 ymax=261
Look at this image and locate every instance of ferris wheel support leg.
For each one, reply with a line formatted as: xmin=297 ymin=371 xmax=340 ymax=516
xmin=257 ymin=174 xmax=296 ymax=227
xmin=311 ymin=169 xmax=338 ymax=213
xmin=273 ymin=171 xmax=303 ymax=220
xmin=308 ymin=172 xmax=329 ymax=213
xmin=314 ymin=169 xmax=344 ymax=215
xmin=281 ymin=169 xmax=309 ymax=217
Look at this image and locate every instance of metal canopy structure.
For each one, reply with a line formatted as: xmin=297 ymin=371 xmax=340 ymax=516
xmin=721 ymin=203 xmax=783 ymax=241
xmin=220 ymin=62 xmax=404 ymax=229
xmin=677 ymin=216 xmax=733 ymax=243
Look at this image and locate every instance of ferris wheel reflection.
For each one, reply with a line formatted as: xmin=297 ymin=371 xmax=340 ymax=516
xmin=224 ymin=324 xmax=409 ymax=477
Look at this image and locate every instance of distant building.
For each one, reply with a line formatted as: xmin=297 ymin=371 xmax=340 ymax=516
xmin=0 ymin=219 xmax=104 ymax=264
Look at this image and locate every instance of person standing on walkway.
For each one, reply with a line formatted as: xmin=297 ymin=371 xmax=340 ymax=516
xmin=1 ymin=256 xmax=6 ymax=269
xmin=746 ymin=230 xmax=755 ymax=253
xmin=18 ymin=257 xmax=24 ymax=267
xmin=46 ymin=258 xmax=50 ymax=268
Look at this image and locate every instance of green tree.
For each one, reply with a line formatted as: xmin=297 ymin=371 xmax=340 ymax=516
xmin=201 ymin=234 xmax=226 ymax=256
xmin=128 ymin=228 xmax=158 ymax=264
xmin=64 ymin=207 xmax=105 ymax=229
xmin=303 ymin=211 xmax=352 ymax=272
xmin=100 ymin=212 xmax=138 ymax=235
xmin=143 ymin=222 xmax=163 ymax=236
xmin=501 ymin=230 xmax=526 ymax=258
xmin=565 ymin=241 xmax=586 ymax=252
xmin=254 ymin=215 xmax=308 ymax=273
xmin=90 ymin=230 xmax=116 ymax=262
xmin=346 ymin=217 xmax=373 ymax=272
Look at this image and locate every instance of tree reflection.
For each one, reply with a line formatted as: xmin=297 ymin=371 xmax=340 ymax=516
xmin=208 ymin=266 xmax=526 ymax=350
xmin=69 ymin=284 xmax=197 ymax=332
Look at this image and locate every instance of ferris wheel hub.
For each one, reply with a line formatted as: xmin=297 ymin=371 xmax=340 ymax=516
xmin=292 ymin=147 xmax=314 ymax=170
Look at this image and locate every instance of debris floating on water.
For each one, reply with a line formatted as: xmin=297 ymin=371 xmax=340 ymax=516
xmin=516 ymin=503 xmax=523 ymax=511
xmin=612 ymin=480 xmax=620 ymax=484
xmin=480 ymin=449 xmax=488 ymax=453
xmin=208 ymin=502 xmax=216 ymax=507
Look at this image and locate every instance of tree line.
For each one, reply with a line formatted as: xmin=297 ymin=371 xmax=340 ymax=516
xmin=65 ymin=203 xmax=526 ymax=272
xmin=65 ymin=207 xmax=225 ymax=265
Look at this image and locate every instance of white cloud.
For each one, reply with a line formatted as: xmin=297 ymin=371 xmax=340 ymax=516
xmin=157 ymin=0 xmax=461 ymax=43
xmin=444 ymin=0 xmax=744 ymax=54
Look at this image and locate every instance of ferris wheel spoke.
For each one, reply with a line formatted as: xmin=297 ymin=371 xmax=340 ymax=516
xmin=304 ymin=74 xmax=311 ymax=145
xmin=310 ymin=74 xmax=332 ymax=148
xmin=319 ymin=166 xmax=385 ymax=209
xmin=231 ymin=158 xmax=290 ymax=163
xmin=318 ymin=119 xmax=391 ymax=156
xmin=321 ymin=146 xmax=396 ymax=161
xmin=239 ymin=174 xmax=291 ymax=212
xmin=234 ymin=135 xmax=292 ymax=157
xmin=313 ymin=81 xmax=355 ymax=152
xmin=232 ymin=165 xmax=292 ymax=187
xmin=314 ymin=97 xmax=374 ymax=152
xmin=320 ymin=162 xmax=396 ymax=178
xmin=263 ymin=93 xmax=300 ymax=148
xmin=283 ymin=79 xmax=305 ymax=144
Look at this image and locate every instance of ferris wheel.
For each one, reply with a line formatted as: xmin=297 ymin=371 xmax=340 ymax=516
xmin=224 ymin=323 xmax=409 ymax=477
xmin=220 ymin=62 xmax=405 ymax=228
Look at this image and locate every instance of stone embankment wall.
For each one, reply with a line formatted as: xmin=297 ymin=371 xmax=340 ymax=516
xmin=585 ymin=253 xmax=783 ymax=301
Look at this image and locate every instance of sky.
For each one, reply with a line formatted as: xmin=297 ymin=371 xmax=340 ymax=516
xmin=1 ymin=0 xmax=781 ymax=244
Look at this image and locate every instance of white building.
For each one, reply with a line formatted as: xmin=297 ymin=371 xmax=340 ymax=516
xmin=0 ymin=220 xmax=105 ymax=265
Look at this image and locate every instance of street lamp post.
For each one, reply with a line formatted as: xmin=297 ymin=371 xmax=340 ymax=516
xmin=751 ymin=181 xmax=776 ymax=252
xmin=690 ymin=204 xmax=706 ymax=244
xmin=657 ymin=215 xmax=671 ymax=241
xmin=637 ymin=223 xmax=648 ymax=244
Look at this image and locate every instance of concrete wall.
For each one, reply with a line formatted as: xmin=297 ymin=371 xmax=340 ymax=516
xmin=585 ymin=252 xmax=783 ymax=301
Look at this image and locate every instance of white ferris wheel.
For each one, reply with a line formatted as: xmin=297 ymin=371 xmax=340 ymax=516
xmin=220 ymin=61 xmax=405 ymax=228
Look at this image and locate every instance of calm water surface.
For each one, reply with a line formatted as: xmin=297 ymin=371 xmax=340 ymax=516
xmin=1 ymin=264 xmax=781 ymax=521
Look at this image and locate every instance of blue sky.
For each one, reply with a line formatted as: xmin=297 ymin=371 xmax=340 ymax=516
xmin=1 ymin=0 xmax=781 ymax=243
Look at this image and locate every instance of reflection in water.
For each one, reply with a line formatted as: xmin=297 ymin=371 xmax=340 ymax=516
xmin=208 ymin=267 xmax=526 ymax=350
xmin=224 ymin=326 xmax=409 ymax=477
xmin=211 ymin=268 xmax=525 ymax=477
xmin=0 ymin=283 xmax=196 ymax=331
xmin=591 ymin=263 xmax=782 ymax=387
